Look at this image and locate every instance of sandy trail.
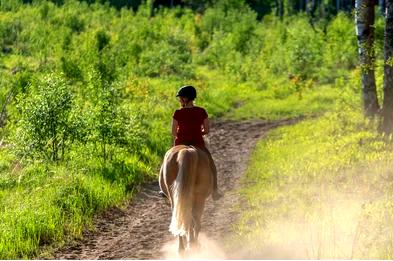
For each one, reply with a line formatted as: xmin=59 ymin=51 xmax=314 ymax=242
xmin=54 ymin=119 xmax=297 ymax=259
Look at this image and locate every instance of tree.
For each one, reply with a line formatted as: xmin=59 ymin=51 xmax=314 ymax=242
xmin=355 ymin=0 xmax=380 ymax=116
xmin=382 ymin=0 xmax=393 ymax=132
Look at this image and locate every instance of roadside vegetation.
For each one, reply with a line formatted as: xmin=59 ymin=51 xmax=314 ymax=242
xmin=0 ymin=0 xmax=390 ymax=258
xmin=235 ymin=105 xmax=393 ymax=258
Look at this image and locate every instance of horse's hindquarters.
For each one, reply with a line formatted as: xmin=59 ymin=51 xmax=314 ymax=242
xmin=160 ymin=145 xmax=213 ymax=253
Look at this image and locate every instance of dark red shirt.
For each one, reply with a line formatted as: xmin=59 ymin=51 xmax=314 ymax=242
xmin=173 ymin=106 xmax=208 ymax=148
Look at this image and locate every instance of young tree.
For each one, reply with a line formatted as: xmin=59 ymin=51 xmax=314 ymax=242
xmin=382 ymin=0 xmax=393 ymax=132
xmin=355 ymin=0 xmax=380 ymax=116
xmin=17 ymin=75 xmax=73 ymax=162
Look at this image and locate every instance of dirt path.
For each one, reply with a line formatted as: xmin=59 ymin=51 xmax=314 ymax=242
xmin=54 ymin=119 xmax=297 ymax=259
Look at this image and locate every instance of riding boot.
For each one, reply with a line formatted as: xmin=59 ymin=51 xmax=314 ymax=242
xmin=212 ymin=175 xmax=223 ymax=201
xmin=159 ymin=190 xmax=167 ymax=198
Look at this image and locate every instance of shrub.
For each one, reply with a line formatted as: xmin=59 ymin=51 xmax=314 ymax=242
xmin=65 ymin=14 xmax=85 ymax=33
xmin=15 ymin=74 xmax=74 ymax=162
xmin=137 ymin=36 xmax=194 ymax=78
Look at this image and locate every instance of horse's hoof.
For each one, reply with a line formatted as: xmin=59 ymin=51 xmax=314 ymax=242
xmin=178 ymin=250 xmax=186 ymax=259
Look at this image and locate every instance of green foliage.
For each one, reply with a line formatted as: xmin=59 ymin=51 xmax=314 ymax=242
xmin=15 ymin=74 xmax=74 ymax=162
xmin=96 ymin=30 xmax=110 ymax=52
xmin=284 ymin=16 xmax=323 ymax=79
xmin=0 ymin=0 xmax=369 ymax=258
xmin=197 ymin=3 xmax=257 ymax=57
xmin=138 ymin=36 xmax=194 ymax=78
xmin=61 ymin=56 xmax=83 ymax=81
xmin=0 ymin=18 xmax=22 ymax=50
xmin=65 ymin=14 xmax=85 ymax=33
xmin=87 ymin=80 xmax=132 ymax=163
xmin=321 ymin=12 xmax=357 ymax=82
xmin=0 ymin=167 xmax=125 ymax=259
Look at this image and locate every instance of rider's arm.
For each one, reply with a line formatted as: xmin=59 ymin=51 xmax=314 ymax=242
xmin=202 ymin=118 xmax=209 ymax=135
xmin=172 ymin=119 xmax=178 ymax=143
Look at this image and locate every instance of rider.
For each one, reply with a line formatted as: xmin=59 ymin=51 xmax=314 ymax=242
xmin=162 ymin=85 xmax=223 ymax=201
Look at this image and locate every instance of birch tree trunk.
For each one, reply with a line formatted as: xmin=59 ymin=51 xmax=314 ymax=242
xmin=356 ymin=0 xmax=380 ymax=116
xmin=382 ymin=0 xmax=393 ymax=132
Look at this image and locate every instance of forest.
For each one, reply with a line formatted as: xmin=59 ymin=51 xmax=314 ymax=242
xmin=1 ymin=0 xmax=393 ymax=258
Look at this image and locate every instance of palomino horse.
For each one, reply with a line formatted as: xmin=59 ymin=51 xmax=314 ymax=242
xmin=159 ymin=145 xmax=214 ymax=255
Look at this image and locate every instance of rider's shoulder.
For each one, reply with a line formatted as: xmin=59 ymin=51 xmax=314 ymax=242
xmin=193 ymin=106 xmax=207 ymax=112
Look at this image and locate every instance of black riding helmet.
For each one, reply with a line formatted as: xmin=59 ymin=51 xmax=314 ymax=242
xmin=176 ymin=85 xmax=197 ymax=100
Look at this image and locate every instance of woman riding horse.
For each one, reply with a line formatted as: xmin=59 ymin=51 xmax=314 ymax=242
xmin=159 ymin=86 xmax=222 ymax=254
xmin=160 ymin=85 xmax=222 ymax=200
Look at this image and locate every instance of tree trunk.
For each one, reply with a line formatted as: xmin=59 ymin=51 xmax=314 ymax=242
xmin=382 ymin=0 xmax=393 ymax=132
xmin=309 ymin=0 xmax=319 ymax=17
xmin=279 ymin=0 xmax=284 ymax=17
xmin=356 ymin=0 xmax=380 ymax=116
xmin=275 ymin=0 xmax=280 ymax=15
xmin=330 ymin=0 xmax=337 ymax=13
xmin=149 ymin=0 xmax=155 ymax=17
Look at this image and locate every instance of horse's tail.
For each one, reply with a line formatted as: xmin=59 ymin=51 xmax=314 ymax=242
xmin=169 ymin=147 xmax=198 ymax=236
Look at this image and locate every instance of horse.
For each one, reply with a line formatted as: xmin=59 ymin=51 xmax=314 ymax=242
xmin=159 ymin=145 xmax=214 ymax=255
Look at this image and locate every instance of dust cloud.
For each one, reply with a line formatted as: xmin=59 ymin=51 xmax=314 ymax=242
xmin=231 ymin=196 xmax=366 ymax=259
xmin=159 ymin=197 xmax=367 ymax=259
xmin=160 ymin=233 xmax=227 ymax=260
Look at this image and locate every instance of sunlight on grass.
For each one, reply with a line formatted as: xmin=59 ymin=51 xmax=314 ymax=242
xmin=232 ymin=108 xmax=393 ymax=259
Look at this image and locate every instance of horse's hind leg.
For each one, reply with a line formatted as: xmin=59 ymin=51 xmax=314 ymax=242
xmin=178 ymin=235 xmax=186 ymax=257
xmin=190 ymin=197 xmax=206 ymax=249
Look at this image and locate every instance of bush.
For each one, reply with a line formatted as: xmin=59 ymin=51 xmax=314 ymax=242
xmin=15 ymin=74 xmax=74 ymax=162
xmin=65 ymin=14 xmax=85 ymax=33
xmin=284 ymin=16 xmax=323 ymax=80
xmin=137 ymin=36 xmax=194 ymax=78
xmin=321 ymin=12 xmax=357 ymax=82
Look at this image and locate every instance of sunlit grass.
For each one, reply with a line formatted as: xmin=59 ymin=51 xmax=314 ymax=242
xmin=233 ymin=108 xmax=393 ymax=259
xmin=0 ymin=166 xmax=125 ymax=259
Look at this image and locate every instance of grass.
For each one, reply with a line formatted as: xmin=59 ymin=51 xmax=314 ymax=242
xmin=227 ymin=85 xmax=341 ymax=120
xmin=0 ymin=159 xmax=126 ymax=259
xmin=232 ymin=107 xmax=393 ymax=259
